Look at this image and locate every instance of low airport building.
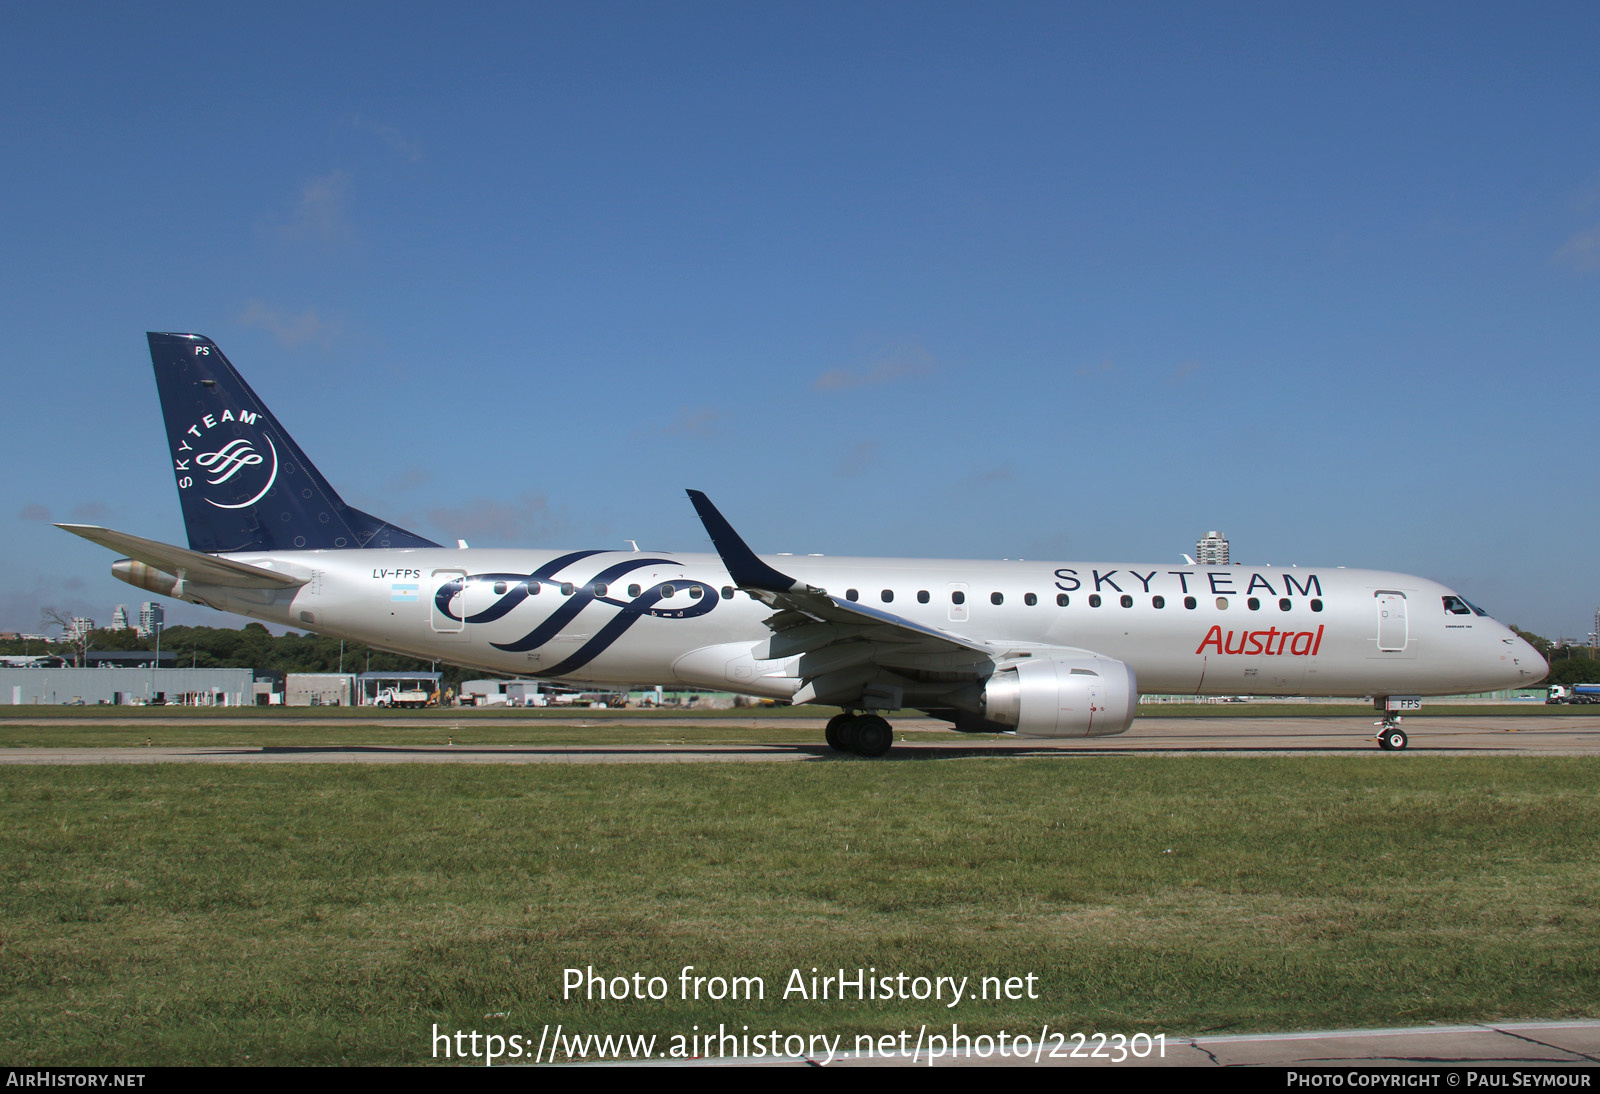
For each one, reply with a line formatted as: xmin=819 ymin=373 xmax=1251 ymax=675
xmin=285 ymin=673 xmax=356 ymax=707
xmin=1 ymin=667 xmax=255 ymax=706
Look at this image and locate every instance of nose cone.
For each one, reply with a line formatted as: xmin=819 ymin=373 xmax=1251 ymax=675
xmin=1511 ymin=633 xmax=1549 ymax=686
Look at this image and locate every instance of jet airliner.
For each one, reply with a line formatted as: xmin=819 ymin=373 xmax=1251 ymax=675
xmin=60 ymin=333 xmax=1546 ymax=755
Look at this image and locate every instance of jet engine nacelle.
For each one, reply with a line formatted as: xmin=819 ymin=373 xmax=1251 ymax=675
xmin=980 ymin=655 xmax=1138 ymax=738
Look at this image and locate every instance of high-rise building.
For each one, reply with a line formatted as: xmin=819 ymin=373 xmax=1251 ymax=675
xmin=111 ymin=604 xmax=130 ymax=631
xmin=1196 ymin=531 xmax=1230 ymax=566
xmin=67 ymin=617 xmax=95 ymax=641
xmin=138 ymin=601 xmax=165 ymax=637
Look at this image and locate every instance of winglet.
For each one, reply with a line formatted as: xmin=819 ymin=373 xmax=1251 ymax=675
xmin=685 ymin=490 xmax=801 ymax=593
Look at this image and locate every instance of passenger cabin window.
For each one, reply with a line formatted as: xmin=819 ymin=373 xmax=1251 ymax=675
xmin=688 ymin=585 xmax=702 ymax=599
xmin=1024 ymin=593 xmax=1037 ymax=606
xmin=1056 ymin=593 xmax=1070 ymax=607
xmin=1215 ymin=597 xmax=1229 ymax=609
xmin=1184 ymin=596 xmax=1197 ymax=609
xmin=846 ymin=589 xmax=859 ymax=602
xmin=881 ymin=590 xmax=894 ymax=603
xmin=951 ymin=590 xmax=966 ymax=605
xmin=1247 ymin=597 xmax=1260 ymax=610
xmin=1089 ymin=594 xmax=1102 ymax=607
xmin=493 ymin=581 xmax=507 ymax=595
xmin=594 ymin=583 xmax=607 ymax=597
xmin=661 ymin=585 xmax=675 ymax=598
xmin=917 ymin=590 xmax=930 ymax=604
xmin=628 ymin=584 xmax=641 ymax=597
xmin=560 ymin=582 xmax=574 ymax=596
xmin=1311 ymin=599 xmax=1323 ymax=612
xmin=991 ymin=592 xmax=1004 ymax=605
xmin=1279 ymin=598 xmax=1292 ymax=611
xmin=1120 ymin=595 xmax=1133 ymax=608
xmin=721 ymin=586 xmax=734 ymax=599
xmin=527 ymin=581 xmax=541 ymax=595
xmin=1152 ymin=595 xmax=1165 ymax=609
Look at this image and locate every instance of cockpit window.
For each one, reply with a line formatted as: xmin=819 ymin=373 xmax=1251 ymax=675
xmin=1442 ymin=596 xmax=1472 ymax=616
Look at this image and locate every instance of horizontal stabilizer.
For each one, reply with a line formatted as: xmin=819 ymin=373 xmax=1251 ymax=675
xmin=56 ymin=524 xmax=308 ymax=589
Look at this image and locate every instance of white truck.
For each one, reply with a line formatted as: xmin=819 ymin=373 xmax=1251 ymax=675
xmin=1547 ymin=684 xmax=1600 ymax=705
xmin=374 ymin=685 xmax=434 ymax=708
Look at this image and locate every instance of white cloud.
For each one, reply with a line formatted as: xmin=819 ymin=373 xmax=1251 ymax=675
xmin=389 ymin=468 xmax=433 ymax=492
xmin=425 ymin=494 xmax=564 ymax=545
xmin=239 ymin=301 xmax=337 ymax=347
xmin=350 ymin=114 xmax=423 ymax=162
xmin=834 ymin=440 xmax=878 ymax=477
xmin=279 ymin=170 xmax=352 ymax=241
xmin=1553 ymin=223 xmax=1600 ymax=272
xmin=815 ymin=342 xmax=934 ymax=391
xmin=637 ymin=406 xmax=723 ymax=439
xmin=966 ymin=463 xmax=1014 ymax=485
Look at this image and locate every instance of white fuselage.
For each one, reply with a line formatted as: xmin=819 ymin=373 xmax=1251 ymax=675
xmin=182 ymin=547 xmax=1545 ymax=701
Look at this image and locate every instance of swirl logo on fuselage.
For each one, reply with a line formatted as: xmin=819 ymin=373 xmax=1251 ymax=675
xmin=434 ymin=550 xmax=721 ymax=677
xmin=172 ymin=407 xmax=281 ymax=510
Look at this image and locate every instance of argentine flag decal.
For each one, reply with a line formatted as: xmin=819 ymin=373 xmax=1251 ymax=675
xmin=390 ymin=583 xmax=420 ymax=602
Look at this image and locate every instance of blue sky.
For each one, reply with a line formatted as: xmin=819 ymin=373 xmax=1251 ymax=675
xmin=3 ymin=2 xmax=1597 ymax=640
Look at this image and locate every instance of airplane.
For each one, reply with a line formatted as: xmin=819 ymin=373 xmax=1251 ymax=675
xmin=58 ymin=332 xmax=1547 ymax=755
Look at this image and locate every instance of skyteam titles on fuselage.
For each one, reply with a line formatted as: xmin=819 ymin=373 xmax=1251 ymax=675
xmin=1052 ymin=567 xmax=1322 ymax=599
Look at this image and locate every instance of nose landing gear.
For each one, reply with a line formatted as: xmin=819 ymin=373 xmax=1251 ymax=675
xmin=1374 ymin=713 xmax=1409 ymax=751
xmin=1374 ymin=696 xmax=1421 ymax=750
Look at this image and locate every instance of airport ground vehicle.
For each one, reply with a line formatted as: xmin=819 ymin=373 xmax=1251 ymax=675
xmin=373 ymin=685 xmax=435 ymax=708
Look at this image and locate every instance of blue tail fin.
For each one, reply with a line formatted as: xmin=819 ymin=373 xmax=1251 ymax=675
xmin=148 ymin=332 xmax=440 ymax=553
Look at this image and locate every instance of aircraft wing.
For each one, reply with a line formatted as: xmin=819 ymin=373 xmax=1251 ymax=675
xmin=56 ymin=524 xmax=309 ymax=589
xmin=687 ymin=490 xmax=1006 ymax=705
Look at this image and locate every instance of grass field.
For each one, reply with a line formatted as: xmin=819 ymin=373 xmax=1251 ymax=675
xmin=3 ymin=757 xmax=1599 ymax=1065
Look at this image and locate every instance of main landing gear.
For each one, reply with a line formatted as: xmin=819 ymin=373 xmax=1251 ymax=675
xmin=825 ymin=712 xmax=894 ymax=757
xmin=1374 ymin=714 xmax=1409 ymax=751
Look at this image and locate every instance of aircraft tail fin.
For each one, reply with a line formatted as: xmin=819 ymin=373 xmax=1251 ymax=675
xmin=147 ymin=332 xmax=440 ymax=553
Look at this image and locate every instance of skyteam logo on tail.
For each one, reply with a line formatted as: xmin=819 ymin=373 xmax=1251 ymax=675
xmin=172 ymin=408 xmax=280 ymax=510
